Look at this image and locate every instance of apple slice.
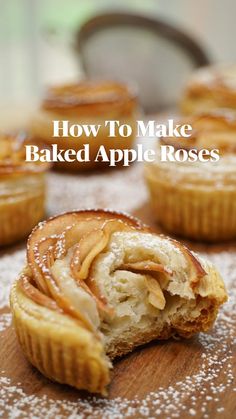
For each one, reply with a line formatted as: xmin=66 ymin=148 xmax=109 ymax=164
xmin=120 ymin=261 xmax=173 ymax=276
xmin=31 ymin=237 xmax=57 ymax=295
xmin=145 ymin=277 xmax=166 ymax=310
xmin=71 ymin=219 xmax=135 ymax=281
xmin=18 ymin=271 xmax=62 ymax=313
xmin=71 ymin=229 xmax=107 ymax=281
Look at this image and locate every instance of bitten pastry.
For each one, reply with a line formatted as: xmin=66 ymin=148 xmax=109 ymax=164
xmin=145 ymin=111 xmax=236 ymax=241
xmin=0 ymin=133 xmax=50 ymax=246
xmin=10 ymin=209 xmax=227 ymax=395
xmin=181 ymin=64 xmax=236 ymax=114
xmin=30 ymin=81 xmax=138 ymax=170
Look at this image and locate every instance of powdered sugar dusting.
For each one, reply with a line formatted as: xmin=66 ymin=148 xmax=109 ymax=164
xmin=0 ymin=164 xmax=235 ymax=417
xmin=0 ymin=247 xmax=235 ymax=418
xmin=47 ymin=164 xmax=147 ymax=215
xmin=0 ymin=313 xmax=12 ymax=332
xmin=0 ymin=248 xmax=25 ymax=309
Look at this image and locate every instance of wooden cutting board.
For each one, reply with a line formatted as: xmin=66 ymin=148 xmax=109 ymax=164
xmin=0 ymin=159 xmax=236 ymax=419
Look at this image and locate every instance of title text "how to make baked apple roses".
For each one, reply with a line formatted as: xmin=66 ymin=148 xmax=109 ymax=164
xmin=25 ymin=119 xmax=220 ymax=166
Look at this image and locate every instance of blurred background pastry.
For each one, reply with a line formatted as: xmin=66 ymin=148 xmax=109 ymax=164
xmin=0 ymin=133 xmax=50 ymax=246
xmin=144 ymin=110 xmax=236 ymax=242
xmin=30 ymin=81 xmax=138 ymax=170
xmin=181 ymin=64 xmax=236 ymax=115
xmin=162 ymin=109 xmax=236 ymax=153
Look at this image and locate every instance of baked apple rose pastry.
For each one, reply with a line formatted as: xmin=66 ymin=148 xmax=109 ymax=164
xmin=181 ymin=64 xmax=236 ymax=115
xmin=10 ymin=210 xmax=227 ymax=395
xmin=0 ymin=134 xmax=50 ymax=246
xmin=30 ymin=81 xmax=138 ymax=170
xmin=145 ymin=110 xmax=236 ymax=242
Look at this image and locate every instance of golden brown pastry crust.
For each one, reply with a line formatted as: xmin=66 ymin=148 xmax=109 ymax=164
xmin=10 ymin=210 xmax=227 ymax=394
xmin=0 ymin=134 xmax=50 ymax=246
xmin=42 ymin=81 xmax=137 ymax=117
xmin=30 ymin=81 xmax=138 ymax=171
xmin=181 ymin=64 xmax=236 ymax=114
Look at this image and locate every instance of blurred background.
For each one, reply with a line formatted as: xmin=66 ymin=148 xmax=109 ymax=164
xmin=0 ymin=0 xmax=234 ymax=111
